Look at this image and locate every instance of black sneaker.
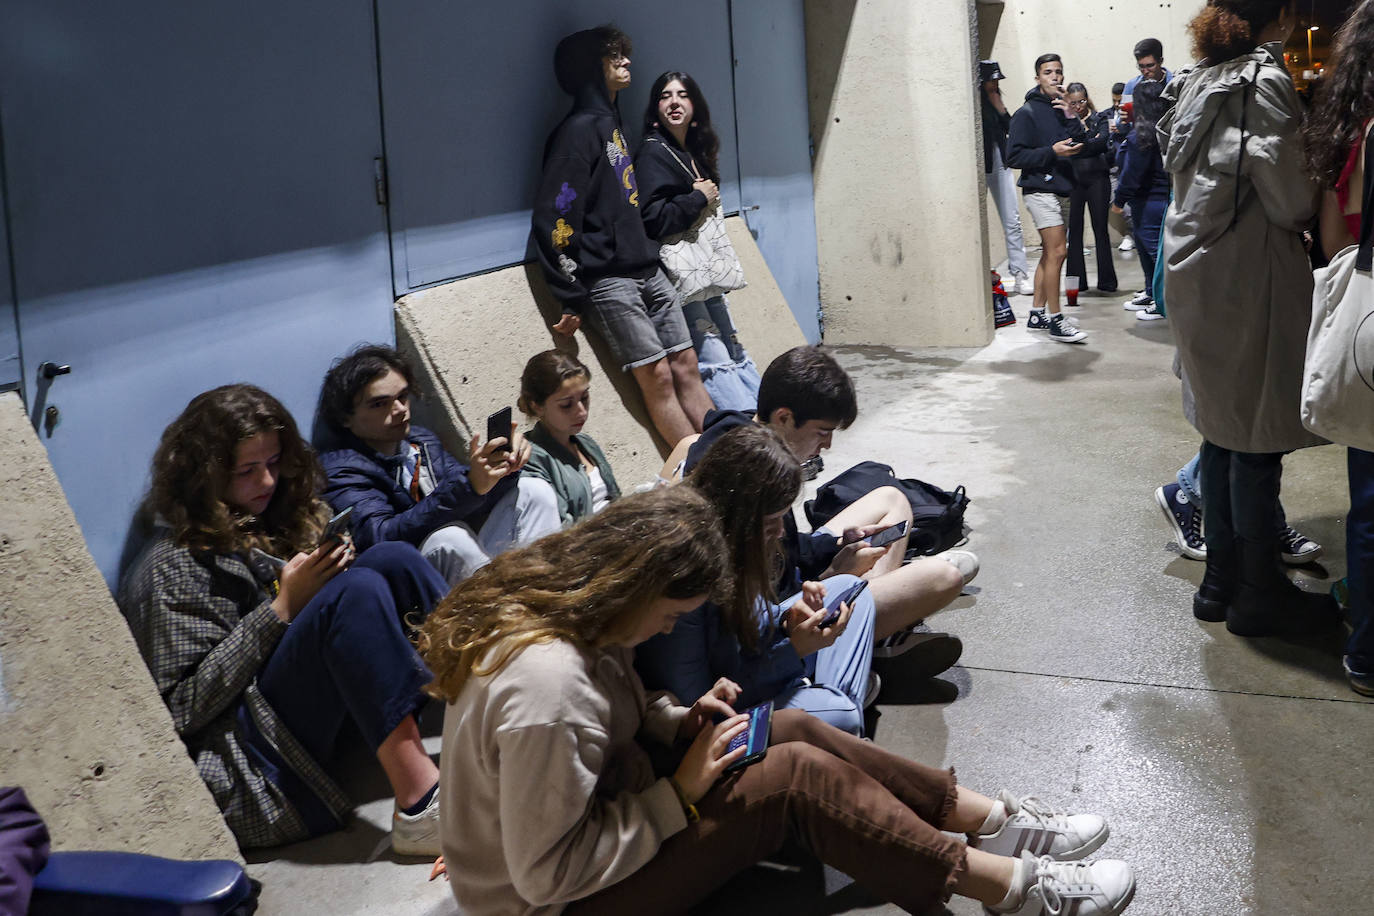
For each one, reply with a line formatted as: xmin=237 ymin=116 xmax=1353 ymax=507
xmin=1278 ymin=527 xmax=1322 ymax=565
xmin=1154 ymin=483 xmax=1205 ymax=560
xmin=1026 ymin=308 xmax=1050 ymax=331
xmin=1048 ymin=313 xmax=1087 ymax=344
xmin=872 ymin=629 xmax=963 ymax=678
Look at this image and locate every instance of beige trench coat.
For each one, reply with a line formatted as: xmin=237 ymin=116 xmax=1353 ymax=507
xmin=1160 ymin=42 xmax=1324 ymax=453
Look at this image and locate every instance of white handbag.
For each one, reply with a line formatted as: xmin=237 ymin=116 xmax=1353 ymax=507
xmin=648 ymin=139 xmax=747 ymax=303
xmin=1301 ymin=138 xmax=1374 ymax=450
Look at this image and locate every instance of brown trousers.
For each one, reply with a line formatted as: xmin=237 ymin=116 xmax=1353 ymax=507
xmin=563 ymin=709 xmax=968 ymax=915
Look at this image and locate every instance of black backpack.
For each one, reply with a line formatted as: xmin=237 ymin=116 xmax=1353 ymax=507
xmin=804 ymin=461 xmax=969 ymax=557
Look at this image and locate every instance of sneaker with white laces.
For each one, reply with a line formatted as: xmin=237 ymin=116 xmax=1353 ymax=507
xmin=1049 ymin=313 xmax=1087 ymax=344
xmin=1154 ymin=483 xmax=1205 ymax=561
xmin=985 ymin=853 xmax=1136 ymax=916
xmin=1014 ymin=273 xmax=1035 ymax=296
xmin=1122 ymin=291 xmax=1151 ymax=311
xmin=1118 ymin=236 xmax=1135 ymax=252
xmin=1135 ymin=303 xmax=1165 ymax=321
xmin=1278 ymin=526 xmax=1322 ymax=565
xmin=973 ymin=790 xmax=1110 ymax=860
xmin=393 ymin=786 xmax=442 ymax=857
xmin=1026 ymin=308 xmax=1051 ymax=331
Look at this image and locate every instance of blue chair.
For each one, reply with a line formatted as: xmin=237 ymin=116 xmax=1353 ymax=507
xmin=29 ymin=851 xmax=253 ymax=916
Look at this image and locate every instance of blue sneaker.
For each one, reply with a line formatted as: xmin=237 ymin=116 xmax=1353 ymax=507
xmin=1155 ymin=483 xmax=1205 ymax=560
xmin=1343 ymin=656 xmax=1374 ymax=697
xmin=1026 ymin=308 xmax=1050 ymax=331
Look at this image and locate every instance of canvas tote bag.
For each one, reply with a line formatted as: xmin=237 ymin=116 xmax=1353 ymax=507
xmin=1302 ymin=136 xmax=1374 ymax=451
xmin=647 ymin=138 xmax=747 ymax=303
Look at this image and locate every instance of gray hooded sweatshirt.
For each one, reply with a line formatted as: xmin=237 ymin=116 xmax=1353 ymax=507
xmin=1160 ymin=41 xmax=1324 ymax=453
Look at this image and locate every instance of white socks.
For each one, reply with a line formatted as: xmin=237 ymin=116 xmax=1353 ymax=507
xmin=992 ymin=851 xmax=1032 ymax=911
xmin=977 ymin=798 xmax=1010 ymax=836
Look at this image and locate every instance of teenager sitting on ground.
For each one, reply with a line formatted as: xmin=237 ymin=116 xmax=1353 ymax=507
xmin=670 ymin=345 xmax=976 ymax=668
xmin=419 ymin=486 xmax=1136 ymax=916
xmin=518 ymin=349 xmax=621 ymax=526
xmin=119 ymin=384 xmax=446 ymax=855
xmin=317 ymin=345 xmax=560 ymax=586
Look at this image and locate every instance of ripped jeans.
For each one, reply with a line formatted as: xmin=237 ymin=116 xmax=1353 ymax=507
xmin=683 ymin=294 xmax=761 ymax=412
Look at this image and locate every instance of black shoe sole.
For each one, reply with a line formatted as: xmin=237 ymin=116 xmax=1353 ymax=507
xmin=874 ymin=634 xmax=964 ymax=679
xmin=1193 ymin=593 xmax=1228 ymax=622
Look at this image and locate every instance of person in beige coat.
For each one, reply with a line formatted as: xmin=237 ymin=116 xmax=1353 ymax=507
xmin=1159 ymin=0 xmax=1337 ymax=638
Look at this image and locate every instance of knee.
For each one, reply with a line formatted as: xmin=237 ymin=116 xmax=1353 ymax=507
xmin=668 ymin=348 xmax=701 ymax=378
xmin=354 ymin=540 xmax=425 ymax=573
xmin=635 ymin=359 xmax=676 ymax=397
xmin=421 ymin=524 xmax=485 ymax=565
xmin=876 ymin=486 xmax=913 ymax=524
xmin=516 ymin=475 xmax=557 ymax=512
xmin=296 ymin=566 xmax=389 ymax=626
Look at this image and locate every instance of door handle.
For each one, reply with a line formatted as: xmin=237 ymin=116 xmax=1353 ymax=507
xmin=39 ymin=361 xmax=72 ymax=380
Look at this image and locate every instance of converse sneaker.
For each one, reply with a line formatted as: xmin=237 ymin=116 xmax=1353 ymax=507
xmin=872 ymin=630 xmax=963 ymax=678
xmin=934 ymin=548 xmax=980 ymax=586
xmin=1122 ymin=291 xmax=1152 ymax=311
xmin=1049 ymin=313 xmax=1088 ymax=344
xmin=393 ymin=786 xmax=442 ymax=857
xmin=1344 ymin=656 xmax=1374 ymax=697
xmin=1118 ymin=236 xmax=1135 ymax=252
xmin=985 ymin=853 xmax=1136 ymax=916
xmin=1014 ymin=273 xmax=1035 ymax=296
xmin=1278 ymin=526 xmax=1322 ymax=565
xmin=1026 ymin=308 xmax=1051 ymax=331
xmin=973 ymin=791 xmax=1109 ymax=861
xmin=1154 ymin=483 xmax=1205 ymax=561
xmin=1135 ymin=303 xmax=1165 ymax=321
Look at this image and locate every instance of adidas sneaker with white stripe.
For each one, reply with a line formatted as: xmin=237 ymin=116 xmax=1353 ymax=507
xmin=972 ymin=790 xmax=1109 ymax=860
xmin=985 ymin=852 xmax=1136 ymax=916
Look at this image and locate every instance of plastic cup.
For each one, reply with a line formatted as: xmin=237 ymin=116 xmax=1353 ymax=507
xmin=1065 ymin=276 xmax=1080 ymax=307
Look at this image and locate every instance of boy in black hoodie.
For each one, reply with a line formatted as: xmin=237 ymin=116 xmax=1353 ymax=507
xmin=1005 ymin=53 xmax=1088 ymax=345
xmin=532 ymin=26 xmax=714 ymax=447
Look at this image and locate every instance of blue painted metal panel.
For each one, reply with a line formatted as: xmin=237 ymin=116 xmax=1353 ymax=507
xmin=0 ymin=1 xmax=394 ymax=585
xmin=376 ymin=0 xmax=740 ymax=292
xmin=730 ymin=0 xmax=822 ymax=343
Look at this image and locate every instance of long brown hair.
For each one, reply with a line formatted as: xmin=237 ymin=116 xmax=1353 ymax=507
xmin=418 ymin=487 xmax=729 ymax=701
xmin=687 ymin=425 xmax=801 ymax=650
xmin=1189 ymin=0 xmax=1292 ymax=63
xmin=1304 ymin=0 xmax=1374 ymax=188
xmin=149 ymin=384 xmax=328 ymax=557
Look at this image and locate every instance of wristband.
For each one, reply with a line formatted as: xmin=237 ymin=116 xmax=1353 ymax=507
xmin=667 ymin=776 xmax=699 ymax=824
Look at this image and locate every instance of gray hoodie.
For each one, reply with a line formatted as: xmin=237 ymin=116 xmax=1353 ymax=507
xmin=1160 ymin=41 xmax=1324 ymax=453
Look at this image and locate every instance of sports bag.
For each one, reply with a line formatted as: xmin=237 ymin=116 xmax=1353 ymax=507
xmin=1302 ymin=135 xmax=1374 ymax=451
xmin=804 ymin=461 xmax=970 ymax=557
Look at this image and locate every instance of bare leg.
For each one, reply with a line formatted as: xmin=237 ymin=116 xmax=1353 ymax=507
xmin=377 ymin=715 xmax=439 ymax=809
xmin=867 ymin=556 xmax=964 ymax=639
xmin=1038 ymin=225 xmax=1068 ymax=315
xmin=658 ymin=433 xmax=701 ymax=482
xmin=666 ymin=348 xmax=715 ymax=432
xmin=631 ymin=358 xmax=697 ymax=445
xmin=956 ymin=847 xmax=1019 ymax=906
xmin=823 ymin=486 xmax=913 ymax=578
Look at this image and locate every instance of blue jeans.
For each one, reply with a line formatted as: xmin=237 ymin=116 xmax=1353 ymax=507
xmin=682 ymin=295 xmax=760 ymax=412
xmin=1127 ymin=194 xmax=1167 ymax=299
xmin=1346 ymin=448 xmax=1374 ymax=673
xmin=250 ymin=542 xmax=446 ymax=833
xmin=773 ymin=575 xmax=876 ymax=737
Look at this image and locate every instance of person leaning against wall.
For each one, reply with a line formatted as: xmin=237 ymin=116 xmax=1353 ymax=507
xmin=980 ymin=60 xmax=1035 ymax=297
xmin=1006 ymin=53 xmax=1089 ymax=344
xmin=531 ymin=25 xmax=716 ymax=449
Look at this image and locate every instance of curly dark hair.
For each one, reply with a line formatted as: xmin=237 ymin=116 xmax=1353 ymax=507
xmin=418 ymin=486 xmax=728 ymax=701
xmin=1304 ymin=0 xmax=1374 ymax=188
xmin=317 ymin=343 xmax=416 ymax=443
xmin=1189 ymin=0 xmax=1291 ymax=63
xmin=687 ymin=424 xmax=802 ymax=651
xmin=642 ymin=71 xmax=722 ymax=185
xmin=149 ymin=384 xmax=329 ymax=557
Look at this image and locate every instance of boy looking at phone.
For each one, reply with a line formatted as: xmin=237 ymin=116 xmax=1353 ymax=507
xmin=1006 ymin=53 xmax=1089 ymax=344
xmin=317 ymin=345 xmax=560 ymax=586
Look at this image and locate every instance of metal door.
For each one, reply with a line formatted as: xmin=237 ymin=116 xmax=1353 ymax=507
xmin=1 ymin=1 xmax=394 ymax=584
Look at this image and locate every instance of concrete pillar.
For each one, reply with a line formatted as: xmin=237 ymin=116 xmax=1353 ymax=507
xmin=806 ymin=0 xmax=993 ymax=347
xmin=0 ymin=393 xmax=240 ymax=861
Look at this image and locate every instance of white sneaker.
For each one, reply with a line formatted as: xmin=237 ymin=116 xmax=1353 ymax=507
xmin=862 ymin=671 xmax=882 ymax=708
xmin=974 ymin=790 xmax=1109 ymax=860
xmin=1135 ymin=303 xmax=1165 ymax=321
xmin=1122 ymin=292 xmax=1151 ymax=311
xmin=1118 ymin=236 xmax=1135 ymax=252
xmin=1013 ymin=273 xmax=1035 ymax=296
xmin=393 ymin=786 xmax=442 ymax=857
xmin=986 ymin=853 xmax=1135 ymax=916
xmin=934 ymin=548 xmax=980 ymax=586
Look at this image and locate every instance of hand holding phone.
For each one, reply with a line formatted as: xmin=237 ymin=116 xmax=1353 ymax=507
xmin=723 ymin=701 xmax=773 ymax=773
xmin=486 ymin=406 xmax=513 ymax=453
xmin=865 ymin=520 xmax=908 ymax=550
xmin=318 ymin=506 xmax=354 ymax=549
xmin=819 ymin=579 xmax=869 ymax=628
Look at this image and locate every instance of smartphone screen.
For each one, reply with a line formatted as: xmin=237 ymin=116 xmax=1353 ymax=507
xmin=724 ymin=701 xmax=773 ymax=772
xmin=486 ymin=406 xmax=513 ymax=453
xmin=866 ymin=520 xmax=908 ymax=550
xmin=819 ymin=579 xmax=869 ymax=628
xmin=319 ymin=505 xmax=353 ymax=548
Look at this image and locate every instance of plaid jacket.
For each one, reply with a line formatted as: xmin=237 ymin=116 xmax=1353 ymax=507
xmin=118 ymin=533 xmax=352 ymax=848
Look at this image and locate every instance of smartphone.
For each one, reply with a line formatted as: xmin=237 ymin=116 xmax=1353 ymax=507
xmin=486 ymin=405 xmax=513 ymax=453
xmin=865 ymin=520 xmax=908 ymax=550
xmin=819 ymin=579 xmax=869 ymax=629
xmin=724 ymin=701 xmax=773 ymax=773
xmin=318 ymin=505 xmax=353 ymax=548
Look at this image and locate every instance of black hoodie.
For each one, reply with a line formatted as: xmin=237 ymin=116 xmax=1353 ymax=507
xmin=531 ymin=30 xmax=661 ymax=314
xmin=1005 ymin=87 xmax=1086 ymax=195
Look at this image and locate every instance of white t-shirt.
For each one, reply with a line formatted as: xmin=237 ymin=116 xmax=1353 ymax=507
xmin=587 ymin=465 xmax=611 ymax=514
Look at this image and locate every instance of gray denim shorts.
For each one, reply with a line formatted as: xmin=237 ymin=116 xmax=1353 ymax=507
xmin=584 ymin=269 xmax=693 ymax=371
xmin=1023 ymin=190 xmax=1068 ymax=230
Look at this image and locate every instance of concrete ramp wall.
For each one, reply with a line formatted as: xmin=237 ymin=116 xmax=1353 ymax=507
xmin=0 ymin=392 xmax=240 ymax=862
xmin=396 ymin=216 xmax=808 ymax=486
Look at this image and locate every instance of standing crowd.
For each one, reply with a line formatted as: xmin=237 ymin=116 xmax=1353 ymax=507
xmin=103 ymin=1 xmax=1374 ymax=913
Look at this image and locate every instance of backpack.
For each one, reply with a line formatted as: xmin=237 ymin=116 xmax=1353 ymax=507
xmin=804 ymin=461 xmax=970 ymax=557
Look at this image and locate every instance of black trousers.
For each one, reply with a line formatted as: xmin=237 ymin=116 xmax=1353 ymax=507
xmin=1198 ymin=441 xmax=1284 ymax=552
xmin=1067 ymin=172 xmax=1117 ymax=291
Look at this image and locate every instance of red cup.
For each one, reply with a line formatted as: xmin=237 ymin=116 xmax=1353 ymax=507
xmin=1065 ymin=276 xmax=1080 ymax=307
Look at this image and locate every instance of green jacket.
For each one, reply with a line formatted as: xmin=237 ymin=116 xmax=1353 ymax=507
xmin=524 ymin=423 xmax=622 ymax=526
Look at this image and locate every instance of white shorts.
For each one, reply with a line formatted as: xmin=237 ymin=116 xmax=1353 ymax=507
xmin=1023 ymin=191 xmax=1068 ymax=230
